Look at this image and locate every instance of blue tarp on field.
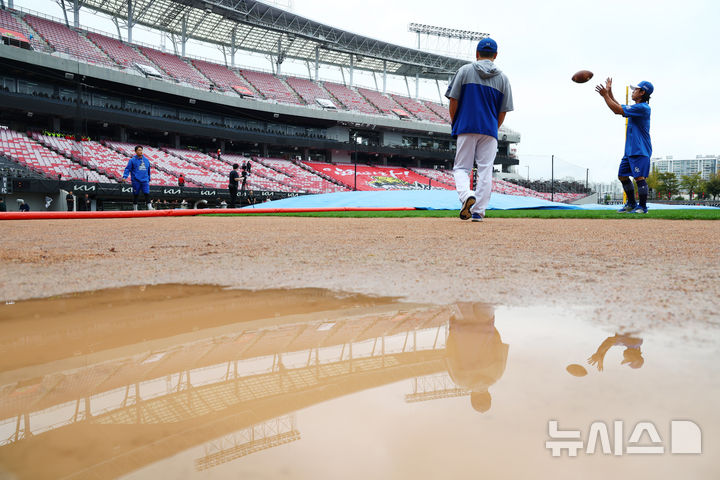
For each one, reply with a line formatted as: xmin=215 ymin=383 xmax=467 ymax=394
xmin=245 ymin=190 xmax=718 ymax=211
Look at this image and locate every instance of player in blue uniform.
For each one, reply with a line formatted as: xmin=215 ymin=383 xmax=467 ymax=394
xmin=446 ymin=37 xmax=513 ymax=222
xmin=122 ymin=145 xmax=153 ymax=211
xmin=596 ymin=78 xmax=654 ymax=214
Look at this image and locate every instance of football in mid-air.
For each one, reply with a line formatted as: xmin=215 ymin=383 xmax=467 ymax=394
xmin=571 ymin=70 xmax=594 ymax=83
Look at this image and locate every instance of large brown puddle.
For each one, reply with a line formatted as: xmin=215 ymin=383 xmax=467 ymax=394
xmin=0 ymin=286 xmax=717 ymax=479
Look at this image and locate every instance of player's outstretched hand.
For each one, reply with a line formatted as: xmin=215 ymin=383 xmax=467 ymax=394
xmin=605 ymin=77 xmax=613 ymax=90
xmin=588 ymin=353 xmax=604 ymax=371
xmin=595 ymin=84 xmax=607 ymax=97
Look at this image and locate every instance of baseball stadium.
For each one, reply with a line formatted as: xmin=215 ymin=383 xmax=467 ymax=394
xmin=0 ymin=0 xmax=718 ymax=478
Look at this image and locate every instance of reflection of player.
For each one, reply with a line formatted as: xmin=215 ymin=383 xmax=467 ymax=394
xmin=445 ymin=303 xmax=508 ymax=413
xmin=588 ymin=333 xmax=644 ymax=371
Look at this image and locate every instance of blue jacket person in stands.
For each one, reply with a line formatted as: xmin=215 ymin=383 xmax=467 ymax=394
xmin=122 ymin=145 xmax=153 ymax=211
xmin=596 ymin=78 xmax=653 ymax=214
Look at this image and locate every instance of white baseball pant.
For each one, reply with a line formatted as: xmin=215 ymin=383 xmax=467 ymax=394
xmin=453 ymin=133 xmax=498 ymax=217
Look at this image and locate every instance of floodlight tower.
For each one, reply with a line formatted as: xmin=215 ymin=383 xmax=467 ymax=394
xmin=408 ymin=23 xmax=489 ymax=50
xmin=408 ymin=23 xmax=489 ymax=101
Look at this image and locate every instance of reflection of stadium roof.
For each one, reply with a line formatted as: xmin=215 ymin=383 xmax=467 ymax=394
xmin=79 ymin=0 xmax=466 ymax=78
xmin=0 ymin=305 xmax=450 ymax=478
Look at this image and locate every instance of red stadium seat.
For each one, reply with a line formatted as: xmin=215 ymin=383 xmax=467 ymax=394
xmin=24 ymin=15 xmax=113 ymax=67
xmin=0 ymin=130 xmax=112 ymax=182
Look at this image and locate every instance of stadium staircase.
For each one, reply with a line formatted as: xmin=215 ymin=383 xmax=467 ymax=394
xmin=424 ymin=101 xmax=451 ymax=123
xmin=138 ymin=46 xmax=212 ymax=89
xmin=85 ymin=32 xmax=158 ymax=74
xmin=357 ymin=88 xmax=410 ymax=118
xmin=190 ymin=59 xmax=261 ymax=96
xmin=391 ymin=94 xmax=444 ymax=123
xmin=237 ymin=69 xmax=304 ymax=105
xmin=321 ymin=83 xmax=379 ymax=114
xmin=284 ymin=77 xmax=337 ymax=109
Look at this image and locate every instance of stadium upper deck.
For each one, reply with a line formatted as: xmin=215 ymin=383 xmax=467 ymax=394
xmin=0 ymin=7 xmax=460 ymax=125
xmin=0 ymin=3 xmax=519 ymax=135
xmin=77 ymin=0 xmax=467 ymax=79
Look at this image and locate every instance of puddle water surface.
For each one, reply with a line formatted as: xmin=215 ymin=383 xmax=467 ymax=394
xmin=0 ymin=286 xmax=717 ymax=479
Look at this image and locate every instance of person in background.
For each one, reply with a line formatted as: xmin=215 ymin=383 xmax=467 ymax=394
xmin=0 ymin=197 xmax=6 ymax=212
xmin=228 ymin=163 xmax=240 ymax=208
xmin=65 ymin=191 xmax=75 ymax=211
xmin=178 ymin=174 xmax=185 ymax=187
xmin=122 ymin=145 xmax=153 ymax=211
xmin=241 ymin=161 xmax=251 ymax=193
xmin=82 ymin=193 xmax=92 ymax=211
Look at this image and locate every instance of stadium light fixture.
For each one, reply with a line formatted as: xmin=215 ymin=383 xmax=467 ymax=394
xmin=408 ymin=23 xmax=489 ymax=41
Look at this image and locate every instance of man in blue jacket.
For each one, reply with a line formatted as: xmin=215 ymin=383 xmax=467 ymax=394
xmin=122 ymin=145 xmax=153 ymax=211
xmin=596 ymin=78 xmax=653 ymax=213
xmin=446 ymin=37 xmax=513 ymax=222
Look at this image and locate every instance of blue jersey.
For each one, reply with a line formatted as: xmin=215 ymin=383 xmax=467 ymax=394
xmin=123 ymin=155 xmax=152 ymax=183
xmin=445 ymin=60 xmax=513 ymax=138
xmin=622 ymin=103 xmax=652 ymax=158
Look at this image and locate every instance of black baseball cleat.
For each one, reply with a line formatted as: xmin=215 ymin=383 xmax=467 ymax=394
xmin=460 ymin=196 xmax=476 ymax=220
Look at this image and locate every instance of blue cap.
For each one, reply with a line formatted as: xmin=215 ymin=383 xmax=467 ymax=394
xmin=631 ymin=80 xmax=654 ymax=96
xmin=477 ymin=37 xmax=497 ymax=54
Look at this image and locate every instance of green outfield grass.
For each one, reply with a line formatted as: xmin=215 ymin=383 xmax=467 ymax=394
xmin=210 ymin=209 xmax=720 ymax=220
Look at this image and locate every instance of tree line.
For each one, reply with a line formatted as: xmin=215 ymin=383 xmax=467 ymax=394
xmin=647 ymin=170 xmax=720 ymax=200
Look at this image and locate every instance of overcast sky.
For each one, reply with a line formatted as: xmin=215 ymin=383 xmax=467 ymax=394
xmin=12 ymin=0 xmax=720 ymax=182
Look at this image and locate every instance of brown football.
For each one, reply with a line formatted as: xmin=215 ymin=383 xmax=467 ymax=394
xmin=571 ymin=70 xmax=594 ymax=83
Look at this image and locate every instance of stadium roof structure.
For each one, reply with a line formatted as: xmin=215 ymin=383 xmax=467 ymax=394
xmin=78 ymin=0 xmax=468 ymax=79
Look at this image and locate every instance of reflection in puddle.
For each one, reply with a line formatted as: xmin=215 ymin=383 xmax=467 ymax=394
xmin=0 ymin=286 xmax=717 ymax=479
xmin=588 ymin=333 xmax=645 ymax=371
xmin=566 ymin=333 xmax=645 ymax=378
xmin=444 ymin=303 xmax=507 ymax=413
